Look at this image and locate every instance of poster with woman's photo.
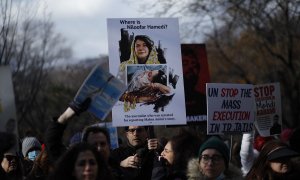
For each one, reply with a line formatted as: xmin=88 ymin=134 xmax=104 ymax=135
xmin=107 ymin=18 xmax=186 ymax=127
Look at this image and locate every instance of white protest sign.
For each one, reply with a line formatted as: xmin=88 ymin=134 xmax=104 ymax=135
xmin=254 ymin=83 xmax=282 ymax=137
xmin=206 ymin=83 xmax=255 ymax=135
xmin=107 ymin=18 xmax=186 ymax=127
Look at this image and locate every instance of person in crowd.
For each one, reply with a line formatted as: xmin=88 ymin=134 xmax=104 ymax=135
xmin=45 ymin=100 xmax=88 ymax=162
xmin=240 ymin=132 xmax=274 ymax=176
xmin=45 ymin=99 xmax=122 ymax=179
xmin=22 ymin=136 xmax=42 ymax=176
xmin=118 ymin=35 xmax=160 ymax=83
xmin=0 ymin=132 xmax=17 ymax=180
xmin=47 ymin=142 xmax=112 ymax=180
xmin=25 ymin=148 xmax=53 ymax=180
xmin=22 ymin=137 xmax=42 ymax=162
xmin=246 ymin=140 xmax=300 ymax=180
xmin=151 ymin=131 xmax=202 ymax=180
xmin=187 ymin=136 xmax=243 ymax=180
xmin=110 ymin=126 xmax=159 ymax=180
xmin=1 ymin=148 xmax=23 ymax=180
xmin=81 ymin=126 xmax=111 ymax=163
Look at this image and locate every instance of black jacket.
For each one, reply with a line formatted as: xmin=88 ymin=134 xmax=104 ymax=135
xmin=110 ymin=143 xmax=156 ymax=180
xmin=45 ymin=118 xmax=123 ymax=180
xmin=44 ymin=118 xmax=67 ymax=163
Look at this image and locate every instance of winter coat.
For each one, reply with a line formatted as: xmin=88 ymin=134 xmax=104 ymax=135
xmin=151 ymin=156 xmax=186 ymax=180
xmin=110 ymin=143 xmax=156 ymax=180
xmin=187 ymin=158 xmax=243 ymax=180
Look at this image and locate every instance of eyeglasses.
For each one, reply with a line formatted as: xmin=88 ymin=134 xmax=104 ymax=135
xmin=200 ymin=155 xmax=223 ymax=164
xmin=127 ymin=128 xmax=145 ymax=134
xmin=4 ymin=155 xmax=17 ymax=162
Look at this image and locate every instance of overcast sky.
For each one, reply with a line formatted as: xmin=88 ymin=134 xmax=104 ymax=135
xmin=37 ymin=0 xmax=151 ymax=60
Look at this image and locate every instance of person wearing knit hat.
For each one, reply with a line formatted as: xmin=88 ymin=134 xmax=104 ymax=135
xmin=187 ymin=136 xmax=243 ymax=180
xmin=22 ymin=137 xmax=42 ymax=161
xmin=198 ymin=136 xmax=230 ymax=167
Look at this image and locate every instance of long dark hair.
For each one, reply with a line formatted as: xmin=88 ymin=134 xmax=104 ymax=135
xmin=246 ymin=140 xmax=289 ymax=180
xmin=48 ymin=142 xmax=111 ymax=180
xmin=134 ymin=35 xmax=154 ymax=52
xmin=169 ymin=131 xmax=202 ymax=174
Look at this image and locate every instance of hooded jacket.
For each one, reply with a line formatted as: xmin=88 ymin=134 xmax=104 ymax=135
xmin=186 ymin=158 xmax=243 ymax=180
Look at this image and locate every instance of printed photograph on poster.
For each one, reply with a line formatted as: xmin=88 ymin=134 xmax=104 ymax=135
xmin=254 ymin=83 xmax=282 ymax=137
xmin=120 ymin=64 xmax=175 ymax=113
xmin=181 ymin=44 xmax=210 ymax=124
xmin=206 ymin=83 xmax=255 ymax=135
xmin=107 ymin=18 xmax=186 ymax=127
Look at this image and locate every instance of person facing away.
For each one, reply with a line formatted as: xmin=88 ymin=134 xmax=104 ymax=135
xmin=110 ymin=126 xmax=159 ymax=180
xmin=187 ymin=136 xmax=243 ymax=180
xmin=117 ymin=35 xmax=160 ymax=84
xmin=47 ymin=142 xmax=112 ymax=180
xmin=246 ymin=139 xmax=300 ymax=180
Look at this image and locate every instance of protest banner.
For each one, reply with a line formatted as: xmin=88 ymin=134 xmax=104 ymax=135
xmin=254 ymin=82 xmax=282 ymax=137
xmin=206 ymin=83 xmax=255 ymax=135
xmin=107 ymin=18 xmax=186 ymax=127
xmin=74 ymin=65 xmax=126 ymax=120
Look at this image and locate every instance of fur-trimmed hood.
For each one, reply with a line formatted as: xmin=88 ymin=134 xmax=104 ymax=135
xmin=187 ymin=158 xmax=243 ymax=180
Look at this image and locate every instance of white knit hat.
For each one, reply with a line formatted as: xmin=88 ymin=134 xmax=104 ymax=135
xmin=22 ymin=137 xmax=41 ymax=157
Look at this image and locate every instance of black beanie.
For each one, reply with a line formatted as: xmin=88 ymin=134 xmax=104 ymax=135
xmin=198 ymin=136 xmax=230 ymax=167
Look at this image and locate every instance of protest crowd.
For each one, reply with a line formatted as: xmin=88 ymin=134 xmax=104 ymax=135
xmin=1 ymin=97 xmax=300 ymax=180
xmin=1 ymin=17 xmax=300 ymax=180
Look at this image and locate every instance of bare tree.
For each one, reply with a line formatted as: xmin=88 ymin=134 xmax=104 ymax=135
xmin=1 ymin=0 xmax=72 ymax=137
xmin=135 ymin=0 xmax=300 ymax=127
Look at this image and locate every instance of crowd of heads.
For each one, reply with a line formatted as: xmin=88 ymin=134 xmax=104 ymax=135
xmin=1 ymin=123 xmax=300 ymax=180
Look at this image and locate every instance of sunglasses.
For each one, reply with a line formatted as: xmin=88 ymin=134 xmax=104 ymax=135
xmin=4 ymin=155 xmax=17 ymax=161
